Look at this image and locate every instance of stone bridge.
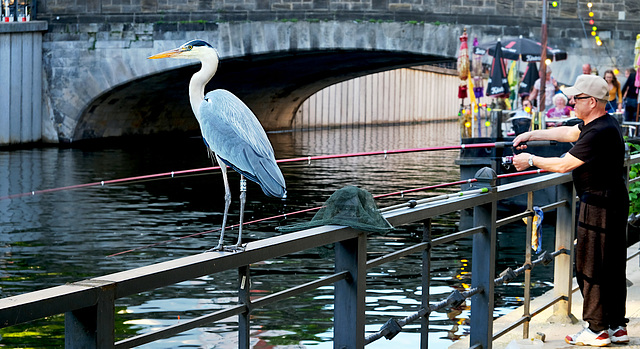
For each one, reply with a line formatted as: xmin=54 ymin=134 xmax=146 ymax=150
xmin=48 ymin=21 xmax=460 ymax=142
xmin=6 ymin=0 xmax=640 ymax=144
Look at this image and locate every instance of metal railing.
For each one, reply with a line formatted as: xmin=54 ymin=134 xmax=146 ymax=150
xmin=2 ymin=153 xmax=639 ymax=348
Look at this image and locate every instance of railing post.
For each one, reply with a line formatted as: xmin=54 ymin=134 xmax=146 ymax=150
xmin=65 ymin=282 xmax=115 ymax=349
xmin=624 ymin=145 xmax=631 ymax=245
xmin=334 ymin=232 xmax=366 ymax=349
xmin=548 ymin=181 xmax=578 ymax=323
xmin=238 ymin=265 xmax=251 ymax=349
xmin=421 ymin=219 xmax=432 ymax=349
xmin=470 ymin=168 xmax=497 ymax=349
xmin=523 ymin=192 xmax=533 ymax=339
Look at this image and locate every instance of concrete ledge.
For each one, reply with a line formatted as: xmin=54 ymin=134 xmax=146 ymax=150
xmin=0 ymin=20 xmax=47 ymax=33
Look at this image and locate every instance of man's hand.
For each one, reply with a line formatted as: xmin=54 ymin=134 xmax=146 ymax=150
xmin=512 ymin=132 xmax=532 ymax=150
xmin=513 ymin=153 xmax=532 ymax=171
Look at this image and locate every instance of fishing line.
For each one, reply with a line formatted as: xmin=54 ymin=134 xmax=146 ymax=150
xmin=1 ymin=142 xmax=552 ymax=201
xmin=0 ymin=166 xmax=219 ymax=200
xmin=106 ymin=206 xmax=322 ymax=257
xmin=106 ymin=169 xmax=546 ymax=257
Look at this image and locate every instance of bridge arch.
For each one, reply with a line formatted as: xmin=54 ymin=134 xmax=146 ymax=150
xmin=73 ymin=48 xmax=452 ymax=140
xmin=44 ymin=21 xmax=464 ymax=142
xmin=39 ymin=17 xmax=639 ymax=143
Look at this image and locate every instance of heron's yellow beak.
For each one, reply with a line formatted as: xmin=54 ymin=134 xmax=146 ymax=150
xmin=148 ymin=48 xmax=183 ymax=59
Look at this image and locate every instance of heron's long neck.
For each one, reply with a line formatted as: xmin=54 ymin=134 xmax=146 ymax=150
xmin=189 ymin=56 xmax=218 ymax=122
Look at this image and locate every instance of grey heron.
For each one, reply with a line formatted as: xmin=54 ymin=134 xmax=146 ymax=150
xmin=148 ymin=39 xmax=287 ymax=251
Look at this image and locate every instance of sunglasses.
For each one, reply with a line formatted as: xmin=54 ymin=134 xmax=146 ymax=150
xmin=572 ymin=96 xmax=593 ymax=101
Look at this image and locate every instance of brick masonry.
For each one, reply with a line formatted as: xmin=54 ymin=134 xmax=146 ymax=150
xmin=35 ymin=0 xmax=640 ymax=51
xmin=36 ymin=0 xmax=640 ymax=21
xmin=14 ymin=0 xmax=640 ymax=143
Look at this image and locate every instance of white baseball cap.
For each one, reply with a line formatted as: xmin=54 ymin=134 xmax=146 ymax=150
xmin=561 ymin=74 xmax=609 ymax=100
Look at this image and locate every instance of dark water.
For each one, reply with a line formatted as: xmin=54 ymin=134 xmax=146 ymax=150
xmin=0 ymin=122 xmax=555 ymax=348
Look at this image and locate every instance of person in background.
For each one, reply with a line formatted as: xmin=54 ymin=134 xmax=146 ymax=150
xmin=513 ymin=98 xmax=537 ymax=117
xmin=583 ymin=63 xmax=592 ymax=75
xmin=545 ymin=93 xmax=573 ymax=127
xmin=512 ymin=74 xmax=628 ymax=347
xmin=604 ymin=69 xmax=622 ymax=114
xmin=528 ymin=68 xmax=558 ymax=112
xmin=622 ymin=68 xmax=638 ymax=122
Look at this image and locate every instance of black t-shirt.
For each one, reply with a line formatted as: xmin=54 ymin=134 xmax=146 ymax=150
xmin=568 ymin=114 xmax=626 ymax=196
xmin=622 ymin=72 xmax=638 ymax=99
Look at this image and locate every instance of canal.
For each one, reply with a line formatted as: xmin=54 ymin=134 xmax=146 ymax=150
xmin=0 ymin=121 xmax=556 ymax=348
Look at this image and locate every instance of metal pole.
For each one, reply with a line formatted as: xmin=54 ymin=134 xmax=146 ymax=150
xmin=65 ymin=283 xmax=115 ymax=349
xmin=334 ymin=233 xmax=366 ymax=349
xmin=421 ymin=219 xmax=433 ymax=349
xmin=238 ymin=265 xmax=251 ymax=349
xmin=470 ymin=168 xmax=498 ymax=349
xmin=538 ymin=0 xmax=549 ymax=114
xmin=549 ymin=181 xmax=578 ymax=323
xmin=523 ymin=192 xmax=533 ymax=338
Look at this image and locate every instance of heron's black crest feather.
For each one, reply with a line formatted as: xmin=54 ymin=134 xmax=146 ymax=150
xmin=182 ymin=39 xmax=213 ymax=49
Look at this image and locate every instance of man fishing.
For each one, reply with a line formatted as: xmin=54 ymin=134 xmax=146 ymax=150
xmin=513 ymin=74 xmax=629 ymax=347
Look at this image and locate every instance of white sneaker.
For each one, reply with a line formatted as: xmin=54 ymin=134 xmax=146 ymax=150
xmin=608 ymin=326 xmax=629 ymax=344
xmin=565 ymin=327 xmax=611 ymax=346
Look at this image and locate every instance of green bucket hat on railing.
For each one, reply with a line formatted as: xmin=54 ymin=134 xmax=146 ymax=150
xmin=277 ymin=185 xmax=395 ymax=234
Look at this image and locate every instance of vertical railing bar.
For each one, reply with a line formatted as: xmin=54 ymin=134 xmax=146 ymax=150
xmin=64 ymin=283 xmax=115 ymax=349
xmin=335 ymin=233 xmax=366 ymax=348
xmin=549 ymin=181 xmax=578 ymax=323
xmin=238 ymin=265 xmax=250 ymax=349
xmin=470 ymin=167 xmax=497 ymax=349
xmin=523 ymin=191 xmax=533 ymax=338
xmin=421 ymin=219 xmax=432 ymax=349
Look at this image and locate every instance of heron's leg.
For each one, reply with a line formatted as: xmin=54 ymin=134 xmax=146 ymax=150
xmin=234 ymin=175 xmax=247 ymax=249
xmin=207 ymin=156 xmax=231 ymax=252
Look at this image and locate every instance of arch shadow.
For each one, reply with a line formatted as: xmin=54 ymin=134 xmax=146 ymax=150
xmin=74 ymin=49 xmax=454 ymax=141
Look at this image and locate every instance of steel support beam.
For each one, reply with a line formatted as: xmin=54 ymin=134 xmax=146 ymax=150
xmin=421 ymin=219 xmax=432 ymax=349
xmin=238 ymin=265 xmax=251 ymax=349
xmin=470 ymin=168 xmax=498 ymax=349
xmin=523 ymin=192 xmax=534 ymax=338
xmin=549 ymin=181 xmax=578 ymax=323
xmin=334 ymin=233 xmax=366 ymax=349
xmin=65 ymin=283 xmax=115 ymax=349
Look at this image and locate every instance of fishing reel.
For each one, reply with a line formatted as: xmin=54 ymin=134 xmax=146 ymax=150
xmin=501 ymin=155 xmax=514 ymax=170
xmin=498 ymin=141 xmax=557 ymax=171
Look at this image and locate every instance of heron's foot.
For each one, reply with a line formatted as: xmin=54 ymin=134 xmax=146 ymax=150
xmin=223 ymin=243 xmax=245 ymax=253
xmin=205 ymin=243 xmax=224 ymax=252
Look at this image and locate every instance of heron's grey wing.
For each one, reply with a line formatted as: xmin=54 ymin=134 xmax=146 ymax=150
xmin=199 ymin=89 xmax=286 ymax=198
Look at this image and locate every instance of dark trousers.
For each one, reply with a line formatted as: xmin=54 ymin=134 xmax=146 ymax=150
xmin=576 ymin=190 xmax=629 ymax=332
xmin=624 ymin=98 xmax=638 ymax=122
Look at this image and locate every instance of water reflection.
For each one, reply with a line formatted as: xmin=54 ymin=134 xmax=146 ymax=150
xmin=0 ymin=122 xmax=553 ymax=348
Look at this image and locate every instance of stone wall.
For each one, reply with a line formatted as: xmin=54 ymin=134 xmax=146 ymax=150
xmin=35 ymin=0 xmax=640 ymax=21
xmin=18 ymin=0 xmax=640 ymax=144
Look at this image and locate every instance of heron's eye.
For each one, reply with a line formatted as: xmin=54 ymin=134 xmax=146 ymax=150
xmin=188 ymin=45 xmax=193 ymax=50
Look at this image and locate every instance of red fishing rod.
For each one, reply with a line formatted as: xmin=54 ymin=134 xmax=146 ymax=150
xmin=0 ymin=141 xmax=556 ymax=201
xmin=106 ymin=169 xmax=547 ymax=257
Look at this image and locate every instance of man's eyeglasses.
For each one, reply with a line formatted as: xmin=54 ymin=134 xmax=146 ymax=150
xmin=572 ymin=96 xmax=593 ymax=101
